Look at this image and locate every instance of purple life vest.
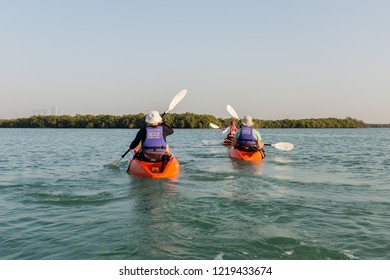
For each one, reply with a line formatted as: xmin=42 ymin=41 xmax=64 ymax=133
xmin=142 ymin=126 xmax=167 ymax=152
xmin=237 ymin=125 xmax=256 ymax=146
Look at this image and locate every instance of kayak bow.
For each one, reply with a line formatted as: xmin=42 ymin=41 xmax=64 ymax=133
xmin=127 ymin=155 xmax=180 ymax=179
xmin=228 ymin=147 xmax=265 ymax=162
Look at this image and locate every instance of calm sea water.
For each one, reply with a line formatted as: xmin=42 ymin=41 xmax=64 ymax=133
xmin=0 ymin=128 xmax=389 ymax=260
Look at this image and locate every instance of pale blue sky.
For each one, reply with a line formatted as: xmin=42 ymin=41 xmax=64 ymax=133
xmin=1 ymin=0 xmax=389 ymax=123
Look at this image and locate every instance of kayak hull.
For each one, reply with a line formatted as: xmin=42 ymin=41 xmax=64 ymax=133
xmin=222 ymin=138 xmax=233 ymax=146
xmin=228 ymin=148 xmax=265 ymax=162
xmin=128 ymin=156 xmax=180 ymax=179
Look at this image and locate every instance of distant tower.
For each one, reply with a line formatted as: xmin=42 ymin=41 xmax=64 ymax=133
xmin=51 ymin=106 xmax=58 ymax=116
xmin=37 ymin=109 xmax=47 ymax=116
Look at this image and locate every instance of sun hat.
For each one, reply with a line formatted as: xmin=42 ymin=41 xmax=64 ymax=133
xmin=145 ymin=110 xmax=162 ymax=124
xmin=242 ymin=115 xmax=254 ymax=126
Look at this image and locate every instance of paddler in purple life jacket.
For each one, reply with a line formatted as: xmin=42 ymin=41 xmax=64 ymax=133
xmin=231 ymin=115 xmax=264 ymax=152
xmin=129 ymin=110 xmax=174 ymax=162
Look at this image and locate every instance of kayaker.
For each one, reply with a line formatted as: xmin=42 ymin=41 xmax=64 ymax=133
xmin=226 ymin=119 xmax=237 ymax=141
xmin=232 ymin=115 xmax=264 ymax=152
xmin=129 ymin=111 xmax=174 ymax=162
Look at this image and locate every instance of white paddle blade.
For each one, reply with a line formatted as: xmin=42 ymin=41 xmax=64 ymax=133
xmin=226 ymin=105 xmax=240 ymax=119
xmin=104 ymin=158 xmax=121 ymax=168
xmin=202 ymin=140 xmax=222 ymax=146
xmin=222 ymin=127 xmax=229 ymax=134
xmin=272 ymin=142 xmax=294 ymax=151
xmin=166 ymin=89 xmax=187 ymax=113
xmin=209 ymin=123 xmax=220 ymax=129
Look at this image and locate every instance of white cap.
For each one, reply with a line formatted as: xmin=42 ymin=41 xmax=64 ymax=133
xmin=242 ymin=115 xmax=254 ymax=126
xmin=145 ymin=110 xmax=162 ymax=124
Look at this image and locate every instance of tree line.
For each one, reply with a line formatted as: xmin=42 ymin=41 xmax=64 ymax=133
xmin=0 ymin=113 xmax=374 ymax=128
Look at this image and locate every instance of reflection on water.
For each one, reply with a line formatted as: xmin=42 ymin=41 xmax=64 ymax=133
xmin=273 ymin=156 xmax=294 ymax=164
xmin=128 ymin=178 xmax=180 ymax=259
xmin=229 ymin=158 xmax=264 ymax=176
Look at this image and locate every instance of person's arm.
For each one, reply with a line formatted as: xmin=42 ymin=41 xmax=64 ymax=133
xmin=161 ymin=122 xmax=174 ymax=139
xmin=254 ymin=130 xmax=264 ymax=149
xmin=256 ymin=139 xmax=264 ymax=150
xmin=232 ymin=128 xmax=241 ymax=146
xmin=130 ymin=128 xmax=145 ymax=149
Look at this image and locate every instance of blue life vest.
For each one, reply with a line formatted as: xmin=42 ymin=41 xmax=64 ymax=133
xmin=237 ymin=126 xmax=257 ymax=146
xmin=142 ymin=126 xmax=167 ymax=152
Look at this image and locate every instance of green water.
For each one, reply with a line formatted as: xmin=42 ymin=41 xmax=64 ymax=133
xmin=0 ymin=128 xmax=389 ymax=259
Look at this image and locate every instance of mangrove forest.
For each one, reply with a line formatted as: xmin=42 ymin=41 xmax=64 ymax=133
xmin=0 ymin=113 xmax=378 ymax=129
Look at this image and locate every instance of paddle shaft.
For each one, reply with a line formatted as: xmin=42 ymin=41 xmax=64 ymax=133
xmin=121 ymin=147 xmax=132 ymax=158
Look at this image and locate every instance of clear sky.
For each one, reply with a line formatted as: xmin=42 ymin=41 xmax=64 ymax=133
xmin=1 ymin=0 xmax=389 ymax=124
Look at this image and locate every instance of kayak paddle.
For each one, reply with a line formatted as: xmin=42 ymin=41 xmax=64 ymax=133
xmin=210 ymin=123 xmax=229 ymax=134
xmin=107 ymin=147 xmax=132 ymax=168
xmin=161 ymin=89 xmax=187 ymax=117
xmin=226 ymin=105 xmax=240 ymax=120
xmin=202 ymin=139 xmax=223 ymax=146
xmin=264 ymin=142 xmax=294 ymax=151
xmin=107 ymin=89 xmax=188 ymax=168
xmin=209 ymin=123 xmax=220 ymax=129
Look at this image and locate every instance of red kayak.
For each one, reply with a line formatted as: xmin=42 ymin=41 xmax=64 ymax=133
xmin=127 ymin=155 xmax=180 ymax=179
xmin=228 ymin=147 xmax=265 ymax=162
xmin=222 ymin=138 xmax=233 ymax=146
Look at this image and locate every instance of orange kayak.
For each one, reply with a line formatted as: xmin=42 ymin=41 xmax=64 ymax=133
xmin=127 ymin=155 xmax=180 ymax=179
xmin=228 ymin=147 xmax=265 ymax=162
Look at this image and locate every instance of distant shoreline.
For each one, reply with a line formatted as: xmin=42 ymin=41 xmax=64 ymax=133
xmin=1 ymin=113 xmax=389 ymax=128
